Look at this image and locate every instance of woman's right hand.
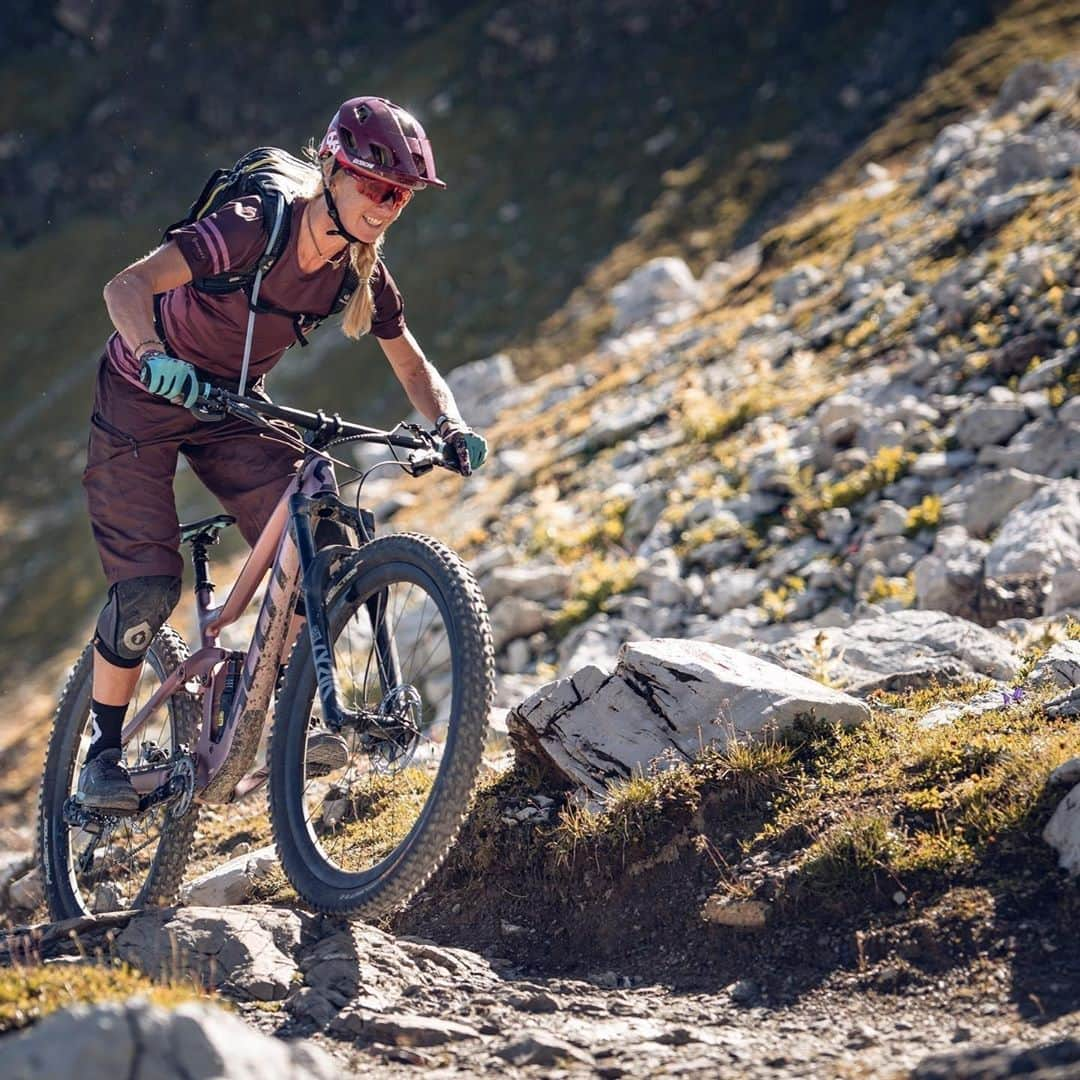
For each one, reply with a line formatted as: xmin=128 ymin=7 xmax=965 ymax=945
xmin=140 ymin=352 xmax=200 ymax=408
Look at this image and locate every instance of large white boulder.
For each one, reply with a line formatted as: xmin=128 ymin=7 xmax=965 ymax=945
xmin=508 ymin=639 xmax=869 ymax=795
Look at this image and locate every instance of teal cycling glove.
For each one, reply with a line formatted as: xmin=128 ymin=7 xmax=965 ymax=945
xmin=140 ymin=352 xmax=200 ymax=408
xmin=437 ymin=415 xmax=488 ymax=476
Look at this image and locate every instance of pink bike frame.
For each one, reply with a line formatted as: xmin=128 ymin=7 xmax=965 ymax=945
xmin=119 ymin=455 xmax=338 ymax=804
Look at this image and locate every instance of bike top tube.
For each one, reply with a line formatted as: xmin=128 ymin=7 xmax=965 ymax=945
xmin=199 ymin=386 xmax=436 ymax=452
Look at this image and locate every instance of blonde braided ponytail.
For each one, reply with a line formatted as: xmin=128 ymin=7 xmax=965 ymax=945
xmin=304 ymin=144 xmax=383 ymax=340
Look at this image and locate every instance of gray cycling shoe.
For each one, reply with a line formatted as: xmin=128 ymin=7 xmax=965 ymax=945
xmin=77 ymin=748 xmax=141 ymax=814
xmin=305 ymin=730 xmax=350 ymax=777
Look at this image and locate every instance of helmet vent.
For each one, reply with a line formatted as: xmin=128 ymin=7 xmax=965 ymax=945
xmin=369 ymin=143 xmax=392 ymax=167
xmin=353 ymin=103 xmax=371 ymax=123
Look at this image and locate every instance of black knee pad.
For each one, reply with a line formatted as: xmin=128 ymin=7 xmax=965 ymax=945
xmin=93 ymin=574 xmax=182 ymax=668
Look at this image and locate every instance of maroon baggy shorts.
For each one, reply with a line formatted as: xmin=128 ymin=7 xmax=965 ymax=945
xmin=83 ymin=356 xmax=303 ymax=586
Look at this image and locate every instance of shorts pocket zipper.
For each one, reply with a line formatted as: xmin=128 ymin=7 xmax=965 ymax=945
xmin=91 ymin=411 xmax=140 ymax=458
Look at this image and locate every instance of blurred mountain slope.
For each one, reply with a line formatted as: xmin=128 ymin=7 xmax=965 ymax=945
xmin=0 ymin=0 xmax=1076 ymax=695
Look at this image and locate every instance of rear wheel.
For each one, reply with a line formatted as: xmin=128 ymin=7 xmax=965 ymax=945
xmin=38 ymin=628 xmax=200 ymax=921
xmin=269 ymin=533 xmax=493 ymax=916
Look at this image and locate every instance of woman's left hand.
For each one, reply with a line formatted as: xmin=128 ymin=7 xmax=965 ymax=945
xmin=438 ymin=418 xmax=488 ymax=476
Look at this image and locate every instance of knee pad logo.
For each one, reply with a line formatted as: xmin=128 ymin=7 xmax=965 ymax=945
xmin=122 ymin=621 xmax=152 ymax=653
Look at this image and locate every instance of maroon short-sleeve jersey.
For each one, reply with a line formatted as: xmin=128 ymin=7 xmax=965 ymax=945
xmin=107 ymin=195 xmax=406 ymax=389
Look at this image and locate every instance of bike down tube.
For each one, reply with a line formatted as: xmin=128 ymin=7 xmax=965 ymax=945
xmin=290 ymin=492 xmax=361 ymax=732
xmin=197 ymin=461 xmax=337 ymax=803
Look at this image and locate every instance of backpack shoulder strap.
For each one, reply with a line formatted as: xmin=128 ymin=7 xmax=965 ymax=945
xmin=236 ymin=189 xmax=289 ymax=395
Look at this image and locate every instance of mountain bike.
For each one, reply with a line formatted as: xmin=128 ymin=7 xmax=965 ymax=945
xmin=38 ymin=383 xmax=494 ymax=920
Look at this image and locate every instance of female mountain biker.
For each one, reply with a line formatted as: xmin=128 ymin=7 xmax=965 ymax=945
xmin=79 ymin=96 xmax=488 ymax=813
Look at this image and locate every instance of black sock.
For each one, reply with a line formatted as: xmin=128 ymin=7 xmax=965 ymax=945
xmin=87 ymin=699 xmax=127 ymax=761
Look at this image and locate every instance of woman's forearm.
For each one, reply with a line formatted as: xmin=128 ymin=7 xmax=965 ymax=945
xmin=102 ymin=243 xmax=195 ymax=359
xmin=380 ymin=330 xmax=463 ymax=425
xmin=103 ymin=271 xmax=161 ymax=358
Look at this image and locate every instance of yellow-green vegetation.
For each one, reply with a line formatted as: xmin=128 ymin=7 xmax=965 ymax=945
xmin=527 ymin=494 xmax=631 ymax=562
xmin=798 ymin=812 xmax=904 ymax=891
xmin=678 ymin=382 xmax=773 ymax=444
xmin=554 ymin=555 xmax=641 ymax=636
xmin=763 ymin=680 xmax=1080 ymax=906
xmin=318 ymin=769 xmax=435 ymax=873
xmin=0 ymin=960 xmax=215 ymax=1035
xmin=795 ymin=445 xmax=915 ymax=521
xmin=1011 ymin=615 xmax=1080 ymax=685
xmin=551 ymin=735 xmax=799 ymax=866
xmin=905 ymin=494 xmax=942 ymax=535
xmin=865 ymin=573 xmax=916 ymax=606
xmin=760 ymin=575 xmax=807 ymax=623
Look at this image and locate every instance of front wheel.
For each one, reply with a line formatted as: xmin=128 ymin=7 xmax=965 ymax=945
xmin=269 ymin=533 xmax=494 ymax=916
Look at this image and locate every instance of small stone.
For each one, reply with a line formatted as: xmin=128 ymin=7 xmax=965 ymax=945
xmin=729 ymin=979 xmax=759 ymax=1005
xmin=8 ymin=867 xmax=43 ymax=910
xmin=893 ymin=890 xmax=908 ymax=906
xmin=496 ymin=1032 xmax=596 ymax=1067
xmin=363 ymin=1012 xmax=482 ymax=1047
xmin=507 ymin=991 xmax=560 ymax=1013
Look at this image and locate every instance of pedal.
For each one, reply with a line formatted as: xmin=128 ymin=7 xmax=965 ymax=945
xmin=231 ymin=766 xmax=270 ymax=802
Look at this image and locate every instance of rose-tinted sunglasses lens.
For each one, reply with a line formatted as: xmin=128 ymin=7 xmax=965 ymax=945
xmin=353 ymin=173 xmax=411 ymax=208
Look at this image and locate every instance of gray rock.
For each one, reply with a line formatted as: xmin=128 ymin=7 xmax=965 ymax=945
xmin=964 ymin=468 xmax=1050 ymax=538
xmin=729 ymin=978 xmax=760 ymax=1005
xmin=959 ymin=190 xmax=1035 ymax=239
xmin=558 ymin=613 xmax=648 ymax=673
xmin=334 ymin=1010 xmax=482 ymax=1046
xmin=912 ymin=1037 xmax=1080 ymax=1079
xmin=609 ymin=257 xmax=701 ymax=333
xmin=763 ymin=610 xmax=1020 ymax=696
xmin=924 ymin=123 xmax=977 ymax=186
xmin=497 ymin=1031 xmax=596 ymax=1067
xmin=992 ymin=60 xmax=1055 ymax=116
xmin=484 ymin=562 xmax=572 ymax=607
xmin=509 ymin=639 xmax=869 ymax=795
xmin=625 ymin=482 xmax=668 ymax=548
xmin=181 ymin=845 xmax=277 ymax=907
xmin=1026 ymin=641 xmax=1080 ymax=690
xmin=115 ymin=905 xmax=307 ymax=1002
xmin=912 ymin=527 xmax=988 ymax=616
xmin=490 ymin=596 xmax=549 ymax=652
xmin=444 ymin=353 xmax=519 ymax=431
xmin=911 ymin=449 xmax=977 ymax=480
xmin=772 ymin=263 xmax=825 ymax=308
xmin=985 ymin=481 xmax=1080 ymax=614
xmin=1050 ymin=757 xmax=1080 ymax=786
xmin=954 ymin=399 xmax=1030 ymax=449
xmin=1018 ymin=350 xmax=1075 ymax=392
xmin=8 ymin=866 xmax=43 ymax=911
xmin=0 ymin=998 xmax=337 ymax=1080
xmin=978 ymin=418 xmax=1080 ymax=479
xmin=704 ymin=569 xmax=760 ymax=617
xmin=1044 ymin=782 xmax=1080 ymax=876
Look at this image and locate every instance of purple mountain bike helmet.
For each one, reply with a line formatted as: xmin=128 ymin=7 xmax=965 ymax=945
xmin=319 ymin=96 xmax=446 ymax=191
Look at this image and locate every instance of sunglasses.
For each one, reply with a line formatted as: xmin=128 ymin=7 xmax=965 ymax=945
xmin=345 ymin=168 xmax=414 ymax=210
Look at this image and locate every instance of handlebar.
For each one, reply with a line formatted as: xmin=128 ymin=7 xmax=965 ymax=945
xmin=138 ymin=361 xmax=461 ymax=472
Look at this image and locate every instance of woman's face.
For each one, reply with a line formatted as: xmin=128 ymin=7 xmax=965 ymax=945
xmin=330 ymin=168 xmax=413 ymax=243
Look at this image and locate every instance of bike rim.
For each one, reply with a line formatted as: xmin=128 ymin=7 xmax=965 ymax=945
xmin=62 ymin=652 xmax=181 ymax=912
xmin=296 ymin=562 xmax=460 ymax=884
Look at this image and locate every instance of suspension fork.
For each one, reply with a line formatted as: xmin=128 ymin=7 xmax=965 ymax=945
xmin=290 ymin=492 xmax=378 ymax=733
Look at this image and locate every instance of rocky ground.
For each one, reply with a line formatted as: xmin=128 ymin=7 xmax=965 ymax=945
xmin=1 ymin=56 xmax=1080 ymax=1079
xmin=2 ymin=899 xmax=1079 ymax=1078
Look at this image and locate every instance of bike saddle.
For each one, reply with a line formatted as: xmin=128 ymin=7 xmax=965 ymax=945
xmin=180 ymin=514 xmax=237 ymax=546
